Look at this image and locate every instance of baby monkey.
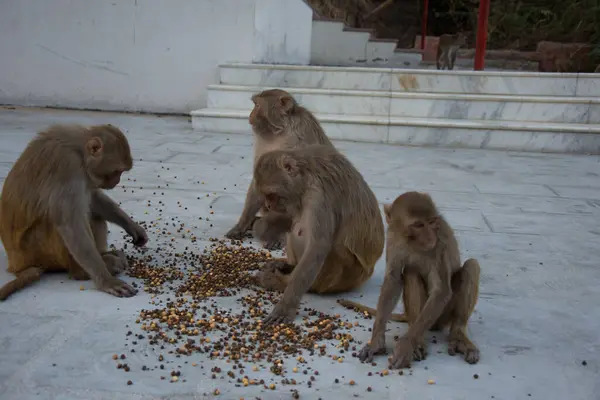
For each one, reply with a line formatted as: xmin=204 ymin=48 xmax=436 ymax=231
xmin=351 ymin=192 xmax=480 ymax=369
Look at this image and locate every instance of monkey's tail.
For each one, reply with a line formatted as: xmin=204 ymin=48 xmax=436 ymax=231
xmin=337 ymin=299 xmax=408 ymax=323
xmin=0 ymin=267 xmax=43 ymax=301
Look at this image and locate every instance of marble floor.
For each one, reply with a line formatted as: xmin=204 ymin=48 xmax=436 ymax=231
xmin=0 ymin=106 xmax=599 ymax=400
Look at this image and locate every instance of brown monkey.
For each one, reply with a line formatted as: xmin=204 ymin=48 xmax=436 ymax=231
xmin=224 ymin=89 xmax=333 ymax=250
xmin=252 ymin=145 xmax=385 ymax=325
xmin=0 ymin=124 xmax=148 ymax=300
xmin=357 ymin=191 xmax=480 ymax=368
xmin=436 ymin=33 xmax=467 ymax=70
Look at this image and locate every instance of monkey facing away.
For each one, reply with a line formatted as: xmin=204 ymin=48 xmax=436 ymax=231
xmin=252 ymin=145 xmax=385 ymax=325
xmin=0 ymin=124 xmax=148 ymax=300
xmin=437 ymin=33 xmax=467 ymax=70
xmin=224 ymin=89 xmax=334 ymax=250
xmin=353 ymin=192 xmax=480 ymax=368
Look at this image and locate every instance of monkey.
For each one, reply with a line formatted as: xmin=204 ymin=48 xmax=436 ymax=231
xmin=436 ymin=33 xmax=467 ymax=70
xmin=0 ymin=124 xmax=148 ymax=300
xmin=251 ymin=144 xmax=385 ymax=325
xmin=356 ymin=191 xmax=480 ymax=369
xmin=224 ymin=89 xmax=334 ymax=250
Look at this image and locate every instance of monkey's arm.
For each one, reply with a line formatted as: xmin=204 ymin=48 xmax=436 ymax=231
xmin=91 ymin=190 xmax=147 ymax=246
xmin=55 ymin=216 xmax=137 ymax=297
xmin=389 ymin=264 xmax=451 ymax=369
xmin=226 ymin=179 xmax=262 ymax=238
xmin=253 ymin=210 xmax=292 ymax=250
xmin=358 ymin=259 xmax=405 ymax=362
xmin=264 ymin=203 xmax=335 ymax=324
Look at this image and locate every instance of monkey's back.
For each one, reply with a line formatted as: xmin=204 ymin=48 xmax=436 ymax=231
xmin=302 ymin=146 xmax=385 ymax=269
xmin=0 ymin=134 xmax=82 ymax=271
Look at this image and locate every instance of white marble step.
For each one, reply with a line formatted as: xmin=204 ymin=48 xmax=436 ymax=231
xmin=190 ymin=108 xmax=600 ymax=154
xmin=219 ymin=63 xmax=600 ymax=97
xmin=207 ymin=84 xmax=599 ymax=124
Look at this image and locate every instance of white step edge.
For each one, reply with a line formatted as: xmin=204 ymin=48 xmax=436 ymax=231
xmin=207 ymin=84 xmax=600 ymax=104
xmin=190 ymin=108 xmax=600 ymax=134
xmin=219 ymin=62 xmax=600 ymax=78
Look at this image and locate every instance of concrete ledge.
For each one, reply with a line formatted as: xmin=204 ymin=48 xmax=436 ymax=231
xmin=207 ymin=84 xmax=600 ymax=124
xmin=220 ymin=63 xmax=600 ymax=96
xmin=190 ymin=108 xmax=600 ymax=154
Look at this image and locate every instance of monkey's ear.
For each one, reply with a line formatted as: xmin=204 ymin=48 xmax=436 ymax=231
xmin=279 ymin=96 xmax=294 ymax=112
xmin=86 ymin=137 xmax=104 ymax=157
xmin=383 ymin=203 xmax=392 ymax=223
xmin=281 ymin=155 xmax=298 ymax=176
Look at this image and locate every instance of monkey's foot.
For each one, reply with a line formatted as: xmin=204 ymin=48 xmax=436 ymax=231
xmin=358 ymin=340 xmax=387 ymax=363
xmin=448 ymin=336 xmax=480 ymax=364
xmin=412 ymin=339 xmax=428 ymax=361
xmin=102 ymin=250 xmax=129 ymax=276
xmin=263 ymin=303 xmax=296 ymax=325
xmin=389 ymin=337 xmax=414 ymax=369
xmin=97 ymin=277 xmax=138 ymax=298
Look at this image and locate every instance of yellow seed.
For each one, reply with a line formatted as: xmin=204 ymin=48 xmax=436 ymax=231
xmin=293 ymin=367 xmax=299 ymax=373
xmin=427 ymin=379 xmax=435 ymax=385
xmin=269 ymin=384 xmax=276 ymax=390
xmin=79 ymin=286 xmax=85 ymax=291
xmin=349 ymin=380 xmax=355 ymax=386
xmin=171 ymin=376 xmax=178 ymax=382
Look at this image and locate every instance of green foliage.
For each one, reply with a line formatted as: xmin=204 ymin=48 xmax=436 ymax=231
xmin=446 ymin=0 xmax=599 ymax=54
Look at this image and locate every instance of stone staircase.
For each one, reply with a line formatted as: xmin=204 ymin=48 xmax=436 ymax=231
xmin=310 ymin=14 xmax=422 ymax=68
xmin=191 ymin=63 xmax=600 ymax=154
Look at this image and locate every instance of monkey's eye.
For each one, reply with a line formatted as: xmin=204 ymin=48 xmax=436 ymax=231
xmin=413 ymin=222 xmax=425 ymax=229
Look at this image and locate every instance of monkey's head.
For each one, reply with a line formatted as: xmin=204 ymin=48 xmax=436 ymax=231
xmin=385 ymin=191 xmax=440 ymax=252
xmin=249 ymin=89 xmax=297 ymax=136
xmin=254 ymin=150 xmax=306 ymax=215
xmin=84 ymin=124 xmax=133 ymax=190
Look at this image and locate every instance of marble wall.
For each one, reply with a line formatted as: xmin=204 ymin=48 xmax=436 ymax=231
xmin=0 ymin=0 xmax=313 ymax=113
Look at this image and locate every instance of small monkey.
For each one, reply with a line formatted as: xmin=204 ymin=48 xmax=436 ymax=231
xmin=356 ymin=192 xmax=480 ymax=368
xmin=437 ymin=33 xmax=467 ymax=70
xmin=252 ymin=145 xmax=385 ymax=325
xmin=224 ymin=89 xmax=334 ymax=250
xmin=0 ymin=124 xmax=148 ymax=300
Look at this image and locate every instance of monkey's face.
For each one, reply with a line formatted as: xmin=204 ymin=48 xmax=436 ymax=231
xmin=248 ymin=92 xmax=294 ymax=135
xmin=255 ymin=154 xmax=304 ymax=216
xmin=85 ymin=132 xmax=133 ymax=190
xmin=405 ymin=217 xmax=439 ymax=252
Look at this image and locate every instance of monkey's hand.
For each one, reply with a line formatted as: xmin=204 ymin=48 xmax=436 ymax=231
xmin=263 ymin=302 xmax=296 ymax=325
xmin=358 ymin=336 xmax=387 ymax=363
xmin=389 ymin=336 xmax=415 ymax=369
xmin=97 ymin=277 xmax=138 ymax=298
xmin=225 ymin=224 xmax=250 ymax=240
xmin=127 ymin=222 xmax=148 ymax=247
xmin=262 ymin=238 xmax=284 ymax=251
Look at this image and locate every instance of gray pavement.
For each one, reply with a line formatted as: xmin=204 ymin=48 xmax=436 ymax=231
xmin=0 ymin=106 xmax=599 ymax=400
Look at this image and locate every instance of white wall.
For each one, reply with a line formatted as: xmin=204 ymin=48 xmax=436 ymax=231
xmin=0 ymin=0 xmax=312 ymax=114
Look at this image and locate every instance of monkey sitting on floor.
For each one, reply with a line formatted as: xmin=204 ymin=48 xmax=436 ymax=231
xmin=224 ymin=89 xmax=334 ymax=250
xmin=251 ymin=145 xmax=385 ymax=325
xmin=0 ymin=124 xmax=148 ymax=300
xmin=340 ymin=192 xmax=480 ymax=368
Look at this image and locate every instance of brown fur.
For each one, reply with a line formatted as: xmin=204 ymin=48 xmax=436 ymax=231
xmin=354 ymin=191 xmax=480 ymax=368
xmin=0 ymin=124 xmax=148 ymax=300
xmin=252 ymin=145 xmax=385 ymax=325
xmin=437 ymin=33 xmax=467 ymax=70
xmin=224 ymin=89 xmax=334 ymax=250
